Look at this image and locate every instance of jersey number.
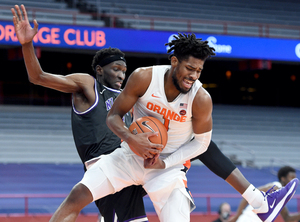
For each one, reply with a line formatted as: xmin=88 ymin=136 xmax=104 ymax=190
xmin=163 ymin=117 xmax=170 ymax=131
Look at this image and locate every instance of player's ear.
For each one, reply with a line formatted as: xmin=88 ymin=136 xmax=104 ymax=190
xmin=96 ymin=65 xmax=104 ymax=76
xmin=170 ymin=56 xmax=178 ymax=67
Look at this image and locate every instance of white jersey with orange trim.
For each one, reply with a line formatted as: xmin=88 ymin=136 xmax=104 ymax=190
xmin=80 ymin=65 xmax=198 ymax=218
xmin=133 ymin=65 xmax=202 ymax=155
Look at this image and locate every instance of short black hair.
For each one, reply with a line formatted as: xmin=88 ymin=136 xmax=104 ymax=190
xmin=91 ymin=47 xmax=125 ymax=76
xmin=277 ymin=166 xmax=296 ymax=181
xmin=165 ymin=33 xmax=216 ymax=62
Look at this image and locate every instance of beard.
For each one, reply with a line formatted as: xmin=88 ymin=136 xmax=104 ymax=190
xmin=171 ymin=70 xmax=191 ymax=94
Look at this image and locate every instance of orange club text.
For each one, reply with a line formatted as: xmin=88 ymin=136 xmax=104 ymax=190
xmin=0 ymin=24 xmax=106 ymax=47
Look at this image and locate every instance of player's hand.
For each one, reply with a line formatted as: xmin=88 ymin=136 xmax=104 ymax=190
xmin=11 ymin=4 xmax=38 ymax=45
xmin=128 ymin=132 xmax=164 ymax=159
xmin=144 ymin=155 xmax=165 ymax=169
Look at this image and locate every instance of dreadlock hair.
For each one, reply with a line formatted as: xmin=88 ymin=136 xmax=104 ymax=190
xmin=91 ymin=47 xmax=125 ymax=77
xmin=165 ymin=33 xmax=216 ymax=62
xmin=277 ymin=166 xmax=296 ymax=182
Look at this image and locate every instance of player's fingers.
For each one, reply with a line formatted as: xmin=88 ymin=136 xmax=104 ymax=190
xmin=143 ymin=153 xmax=153 ymax=159
xmin=12 ymin=15 xmax=18 ymax=27
xmin=149 ymin=146 xmax=162 ymax=154
xmin=152 ymin=154 xmax=159 ymax=164
xmin=146 ymin=131 xmax=159 ymax=138
xmin=152 ymin=143 xmax=164 ymax=150
xmin=33 ymin=19 xmax=39 ymax=31
xmin=15 ymin=5 xmax=23 ymax=21
xmin=21 ymin=5 xmax=28 ymax=21
xmin=144 ymin=154 xmax=159 ymax=168
xmin=11 ymin=8 xmax=17 ymax=18
xmin=11 ymin=8 xmax=20 ymax=25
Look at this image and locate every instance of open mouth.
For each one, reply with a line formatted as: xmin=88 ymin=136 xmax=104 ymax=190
xmin=182 ymin=79 xmax=193 ymax=88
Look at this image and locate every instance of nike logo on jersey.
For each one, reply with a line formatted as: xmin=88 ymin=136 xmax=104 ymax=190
xmin=270 ymin=199 xmax=276 ymax=209
xmin=141 ymin=121 xmax=155 ymax=132
xmin=151 ymin=93 xmax=160 ymax=98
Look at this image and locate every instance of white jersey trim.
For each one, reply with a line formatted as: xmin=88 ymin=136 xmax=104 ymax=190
xmin=102 ymin=85 xmax=122 ymax=93
xmin=72 ymin=78 xmax=99 ymax=115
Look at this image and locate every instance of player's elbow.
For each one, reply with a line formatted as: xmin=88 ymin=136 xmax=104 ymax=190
xmin=195 ymin=130 xmax=212 ymax=155
xmin=28 ymin=74 xmax=43 ymax=85
xmin=106 ymin=111 xmax=119 ymax=130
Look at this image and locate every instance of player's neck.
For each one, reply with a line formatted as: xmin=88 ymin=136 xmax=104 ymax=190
xmin=164 ymin=68 xmax=180 ymax=102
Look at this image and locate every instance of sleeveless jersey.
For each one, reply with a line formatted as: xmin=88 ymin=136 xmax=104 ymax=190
xmin=71 ymin=79 xmax=132 ymax=164
xmin=133 ymin=65 xmax=202 ymax=155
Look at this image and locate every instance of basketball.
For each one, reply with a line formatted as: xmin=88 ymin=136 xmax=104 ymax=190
xmin=128 ymin=116 xmax=168 ymax=156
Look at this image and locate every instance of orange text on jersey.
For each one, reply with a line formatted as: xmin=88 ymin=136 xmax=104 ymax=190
xmin=146 ymin=102 xmax=187 ymax=122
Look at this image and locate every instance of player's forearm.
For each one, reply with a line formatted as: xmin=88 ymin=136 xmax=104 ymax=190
xmin=22 ymin=41 xmax=44 ymax=84
xmin=106 ymin=113 xmax=132 ymax=143
xmin=163 ymin=130 xmax=212 ymax=168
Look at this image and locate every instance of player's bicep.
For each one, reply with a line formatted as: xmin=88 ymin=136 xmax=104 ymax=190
xmin=34 ymin=72 xmax=92 ymax=94
xmin=192 ymin=88 xmax=213 ymax=134
xmin=110 ymin=90 xmax=138 ymax=117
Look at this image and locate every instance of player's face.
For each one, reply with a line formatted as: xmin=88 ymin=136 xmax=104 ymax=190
xmin=101 ymin=60 xmax=127 ymax=90
xmin=171 ymin=55 xmax=204 ymax=94
xmin=281 ymin=172 xmax=297 ymax=186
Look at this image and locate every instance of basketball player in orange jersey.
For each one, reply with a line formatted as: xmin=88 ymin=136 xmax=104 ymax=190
xmin=105 ymin=33 xmax=298 ymax=222
xmin=48 ymin=32 xmax=213 ymax=222
xmin=47 ymin=32 xmax=298 ymax=222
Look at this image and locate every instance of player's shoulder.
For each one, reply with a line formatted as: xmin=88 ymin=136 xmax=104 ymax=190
xmin=192 ymin=85 xmax=212 ymax=115
xmin=122 ymin=66 xmax=153 ymax=97
xmin=133 ymin=66 xmax=153 ymax=75
xmin=132 ymin=65 xmax=170 ymax=81
xmin=195 ymin=86 xmax=212 ymax=105
xmin=129 ymin=66 xmax=154 ymax=84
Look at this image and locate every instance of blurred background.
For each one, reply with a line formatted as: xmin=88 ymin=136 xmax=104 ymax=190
xmin=0 ymin=0 xmax=300 ymax=221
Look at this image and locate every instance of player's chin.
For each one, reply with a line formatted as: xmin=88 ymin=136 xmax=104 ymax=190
xmin=179 ymin=86 xmax=191 ymax=94
xmin=113 ymin=82 xmax=123 ymax=89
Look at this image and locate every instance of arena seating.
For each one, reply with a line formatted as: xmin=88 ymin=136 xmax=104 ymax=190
xmin=87 ymin=0 xmax=300 ymax=37
xmin=0 ymin=104 xmax=299 ymax=169
xmin=89 ymin=0 xmax=300 ymax=25
xmin=0 ymin=105 xmax=78 ymax=164
xmin=0 ymin=163 xmax=299 ymax=214
xmin=0 ymin=0 xmax=104 ymax=26
xmin=211 ymin=105 xmax=300 ymax=168
xmin=1 ymin=0 xmax=300 ymax=38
